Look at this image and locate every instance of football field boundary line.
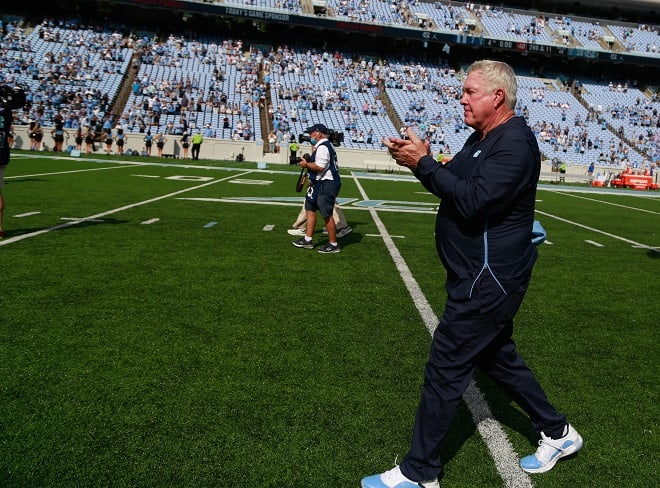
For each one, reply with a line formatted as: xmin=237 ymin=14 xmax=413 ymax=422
xmin=350 ymin=173 xmax=534 ymax=488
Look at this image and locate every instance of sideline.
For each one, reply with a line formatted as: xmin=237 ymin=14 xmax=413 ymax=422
xmin=350 ymin=172 xmax=534 ymax=488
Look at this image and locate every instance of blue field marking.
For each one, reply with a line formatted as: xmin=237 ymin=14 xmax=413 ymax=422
xmin=204 ymin=222 xmax=218 ymax=228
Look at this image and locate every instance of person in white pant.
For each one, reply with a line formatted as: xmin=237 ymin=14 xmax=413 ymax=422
xmin=287 ymin=202 xmax=352 ymax=239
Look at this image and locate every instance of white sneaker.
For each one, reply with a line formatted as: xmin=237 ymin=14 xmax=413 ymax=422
xmin=287 ymin=228 xmax=306 ymax=236
xmin=520 ymin=424 xmax=583 ymax=473
xmin=361 ymin=465 xmax=439 ymax=488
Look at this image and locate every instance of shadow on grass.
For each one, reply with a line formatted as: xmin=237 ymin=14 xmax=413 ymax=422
xmin=6 ymin=177 xmax=50 ymax=183
xmin=308 ymin=222 xmax=367 ymax=249
xmin=439 ymin=402 xmax=479 ymax=472
xmin=473 ymin=370 xmax=539 ymax=446
xmin=434 ymin=372 xmax=538 ymax=480
xmin=2 ymin=218 xmax=129 ymax=240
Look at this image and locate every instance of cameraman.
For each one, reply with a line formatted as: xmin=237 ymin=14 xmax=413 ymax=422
xmin=0 ymin=85 xmax=25 ymax=238
xmin=292 ymin=123 xmax=342 ymax=254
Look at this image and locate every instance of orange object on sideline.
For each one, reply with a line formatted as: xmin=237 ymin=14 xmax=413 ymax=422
xmin=611 ymin=174 xmax=657 ymax=190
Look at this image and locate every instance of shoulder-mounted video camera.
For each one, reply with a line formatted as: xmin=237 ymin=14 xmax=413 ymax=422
xmin=299 ymin=128 xmax=344 ymax=147
xmin=0 ymin=84 xmax=27 ymax=110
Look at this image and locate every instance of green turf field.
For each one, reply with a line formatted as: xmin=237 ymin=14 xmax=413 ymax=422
xmin=1 ymin=152 xmax=658 ymax=487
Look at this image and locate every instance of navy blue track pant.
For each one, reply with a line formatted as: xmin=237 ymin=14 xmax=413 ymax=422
xmin=400 ymin=273 xmax=567 ymax=482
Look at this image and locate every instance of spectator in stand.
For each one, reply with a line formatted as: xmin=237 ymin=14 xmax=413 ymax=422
xmin=203 ymin=124 xmax=215 ymax=138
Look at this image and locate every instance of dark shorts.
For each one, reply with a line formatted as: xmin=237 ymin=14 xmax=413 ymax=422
xmin=305 ymin=179 xmax=340 ymax=218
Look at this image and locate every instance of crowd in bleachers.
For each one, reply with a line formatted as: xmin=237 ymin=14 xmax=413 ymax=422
xmin=265 ymin=46 xmax=398 ymax=152
xmin=240 ymin=0 xmax=303 ymax=13
xmin=124 ymin=35 xmax=266 ymax=143
xmin=129 ymin=0 xmax=660 ymax=58
xmin=609 ymin=23 xmax=659 ymax=54
xmin=1 ymin=18 xmax=132 ymax=128
xmin=330 ymin=0 xmax=408 ymax=25
xmin=320 ymin=0 xmax=660 ymax=59
xmin=477 ymin=8 xmax=555 ymax=45
xmin=0 ymin=13 xmax=658 ymax=173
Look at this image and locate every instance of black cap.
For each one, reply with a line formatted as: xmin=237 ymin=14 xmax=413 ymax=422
xmin=305 ymin=123 xmax=330 ymax=134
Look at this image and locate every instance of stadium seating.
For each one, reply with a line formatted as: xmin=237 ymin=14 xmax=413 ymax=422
xmin=0 ymin=9 xmax=657 ymax=170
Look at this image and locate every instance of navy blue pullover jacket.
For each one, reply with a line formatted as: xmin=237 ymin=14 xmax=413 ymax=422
xmin=413 ymin=116 xmax=540 ymax=300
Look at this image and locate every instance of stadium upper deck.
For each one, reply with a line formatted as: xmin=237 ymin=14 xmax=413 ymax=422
xmin=95 ymin=0 xmax=660 ymax=65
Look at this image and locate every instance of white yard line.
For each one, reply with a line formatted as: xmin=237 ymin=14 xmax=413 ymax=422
xmin=0 ymin=172 xmax=250 ymax=247
xmin=535 ymin=209 xmax=658 ymax=251
xmin=5 ymin=164 xmax=139 ymax=179
xmin=545 ymin=189 xmax=660 ymax=215
xmin=350 ymin=172 xmax=534 ymax=488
